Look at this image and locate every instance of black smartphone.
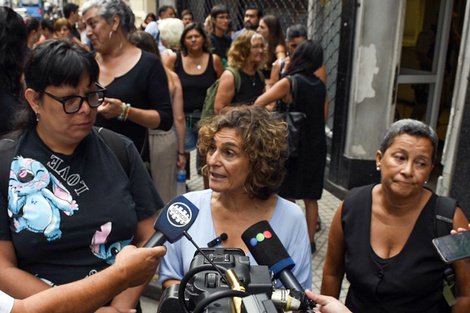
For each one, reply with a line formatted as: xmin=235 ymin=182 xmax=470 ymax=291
xmin=432 ymin=230 xmax=470 ymax=264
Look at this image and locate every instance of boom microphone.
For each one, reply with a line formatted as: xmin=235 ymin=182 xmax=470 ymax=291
xmin=143 ymin=195 xmax=199 ymax=247
xmin=242 ymin=220 xmax=304 ymax=291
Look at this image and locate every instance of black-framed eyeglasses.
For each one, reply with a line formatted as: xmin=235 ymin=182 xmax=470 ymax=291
xmin=44 ymin=83 xmax=107 ymax=114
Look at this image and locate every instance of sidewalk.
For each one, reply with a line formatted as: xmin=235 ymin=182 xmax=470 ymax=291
xmin=140 ymin=151 xmax=349 ymax=312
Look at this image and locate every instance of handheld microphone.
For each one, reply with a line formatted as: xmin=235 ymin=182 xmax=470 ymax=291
xmin=143 ymin=195 xmax=199 ymax=247
xmin=207 ymin=233 xmax=228 ymax=247
xmin=242 ymin=220 xmax=316 ymax=310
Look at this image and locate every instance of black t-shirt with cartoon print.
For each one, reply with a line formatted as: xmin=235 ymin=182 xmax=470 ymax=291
xmin=0 ymin=128 xmax=162 ymax=285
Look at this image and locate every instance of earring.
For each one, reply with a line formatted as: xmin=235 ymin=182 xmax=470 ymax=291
xmin=35 ymin=112 xmax=39 ymax=122
xmin=376 ymin=166 xmax=380 ymax=171
xmin=424 ymin=180 xmax=428 ymax=184
xmin=109 ymin=30 xmax=114 ymax=40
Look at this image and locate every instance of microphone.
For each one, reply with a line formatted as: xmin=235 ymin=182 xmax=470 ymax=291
xmin=241 ymin=220 xmax=315 ymax=310
xmin=143 ymin=195 xmax=199 ymax=247
xmin=207 ymin=233 xmax=228 ymax=247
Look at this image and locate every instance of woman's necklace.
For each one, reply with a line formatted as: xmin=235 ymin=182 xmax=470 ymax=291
xmin=251 ymin=74 xmax=256 ymax=87
xmin=197 ymin=64 xmax=202 ymax=70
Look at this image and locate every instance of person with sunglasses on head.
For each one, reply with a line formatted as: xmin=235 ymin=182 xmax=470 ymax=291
xmin=0 ymin=39 xmax=164 ymax=313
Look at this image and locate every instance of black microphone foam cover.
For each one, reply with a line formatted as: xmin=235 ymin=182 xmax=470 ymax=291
xmin=242 ymin=220 xmax=294 ymax=275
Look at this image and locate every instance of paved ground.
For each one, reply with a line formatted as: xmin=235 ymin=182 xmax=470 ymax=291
xmin=140 ymin=151 xmax=349 ymax=312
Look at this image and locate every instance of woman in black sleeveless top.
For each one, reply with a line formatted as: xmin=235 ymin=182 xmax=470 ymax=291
xmin=321 ymin=119 xmax=470 ymax=313
xmin=165 ymin=23 xmax=224 ymax=151
xmin=214 ymin=30 xmax=266 ymax=114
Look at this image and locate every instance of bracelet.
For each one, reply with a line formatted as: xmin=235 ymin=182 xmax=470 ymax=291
xmin=123 ymin=104 xmax=131 ymax=121
xmin=178 ymin=151 xmax=186 ymax=156
xmin=117 ymin=103 xmax=131 ymax=121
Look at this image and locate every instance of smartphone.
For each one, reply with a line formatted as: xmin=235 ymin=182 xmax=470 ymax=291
xmin=432 ymin=230 xmax=470 ymax=264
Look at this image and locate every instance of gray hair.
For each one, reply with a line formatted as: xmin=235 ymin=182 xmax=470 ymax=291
xmin=158 ymin=18 xmax=184 ymax=50
xmin=380 ymin=119 xmax=438 ymax=163
xmin=81 ymin=0 xmax=135 ymax=35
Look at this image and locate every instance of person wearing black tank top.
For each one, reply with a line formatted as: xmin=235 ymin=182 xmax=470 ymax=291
xmin=165 ymin=23 xmax=224 ymax=152
xmin=214 ymin=30 xmax=265 ymax=114
xmin=321 ymin=119 xmax=470 ymax=313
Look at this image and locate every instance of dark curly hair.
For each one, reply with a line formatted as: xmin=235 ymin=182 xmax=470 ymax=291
xmin=0 ymin=7 xmax=27 ymax=98
xmin=198 ymin=106 xmax=289 ymax=200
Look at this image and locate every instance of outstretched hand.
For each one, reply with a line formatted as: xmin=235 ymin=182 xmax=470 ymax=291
xmin=305 ymin=290 xmax=352 ymax=313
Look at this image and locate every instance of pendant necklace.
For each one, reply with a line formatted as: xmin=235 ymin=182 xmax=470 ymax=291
xmin=197 ymin=64 xmax=202 ymax=70
xmin=251 ymin=74 xmax=256 ymax=87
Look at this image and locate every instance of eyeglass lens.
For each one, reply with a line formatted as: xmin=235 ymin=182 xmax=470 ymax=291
xmin=64 ymin=90 xmax=105 ymax=113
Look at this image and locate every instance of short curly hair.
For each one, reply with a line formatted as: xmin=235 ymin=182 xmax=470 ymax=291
xmin=198 ymin=106 xmax=288 ymax=200
xmin=227 ymin=30 xmax=264 ymax=69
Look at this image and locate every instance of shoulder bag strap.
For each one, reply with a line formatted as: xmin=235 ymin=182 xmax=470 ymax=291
xmin=96 ymin=127 xmax=130 ymax=177
xmin=285 ymin=75 xmax=295 ymax=112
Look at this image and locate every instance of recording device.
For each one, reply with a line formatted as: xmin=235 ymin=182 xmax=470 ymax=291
xmin=143 ymin=195 xmax=199 ymax=248
xmin=157 ymin=219 xmax=316 ymax=313
xmin=242 ymin=220 xmax=316 ymax=309
xmin=207 ymin=233 xmax=228 ymax=247
xmin=432 ymin=230 xmax=470 ymax=264
xmin=157 ymin=248 xmax=277 ymax=313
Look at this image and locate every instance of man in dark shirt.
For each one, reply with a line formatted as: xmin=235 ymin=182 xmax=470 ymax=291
xmin=63 ymin=3 xmax=80 ymax=40
xmin=207 ymin=4 xmax=232 ymax=68
xmin=232 ymin=6 xmax=263 ymax=41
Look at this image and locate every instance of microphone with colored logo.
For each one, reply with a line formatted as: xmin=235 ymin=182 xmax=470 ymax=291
xmin=143 ymin=195 xmax=199 ymax=248
xmin=242 ymin=220 xmax=316 ymax=310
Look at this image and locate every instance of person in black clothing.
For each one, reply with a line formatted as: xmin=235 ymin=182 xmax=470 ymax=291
xmin=0 ymin=7 xmax=27 ymax=136
xmin=208 ymin=4 xmax=232 ymax=68
xmin=214 ymin=30 xmax=265 ymax=114
xmin=63 ymin=3 xmax=80 ymax=40
xmin=255 ymin=40 xmax=327 ymax=252
xmin=82 ymin=0 xmax=172 ymax=161
xmin=322 ymin=119 xmax=470 ymax=312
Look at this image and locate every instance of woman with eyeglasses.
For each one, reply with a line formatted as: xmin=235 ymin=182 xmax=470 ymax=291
xmin=213 ymin=30 xmax=266 ymax=115
xmin=0 ymin=39 xmax=165 ymax=313
xmin=82 ymin=0 xmax=173 ymax=163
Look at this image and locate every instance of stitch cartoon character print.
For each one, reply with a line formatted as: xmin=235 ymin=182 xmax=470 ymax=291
xmin=8 ymin=156 xmax=79 ymax=241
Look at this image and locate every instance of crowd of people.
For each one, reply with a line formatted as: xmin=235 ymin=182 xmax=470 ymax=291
xmin=0 ymin=1 xmax=469 ymax=313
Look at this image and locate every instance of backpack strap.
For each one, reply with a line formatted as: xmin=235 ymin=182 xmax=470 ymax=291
xmin=434 ymin=195 xmax=457 ymax=307
xmin=435 ymin=196 xmax=457 ymax=238
xmin=226 ymin=67 xmax=241 ymax=93
xmin=0 ymin=131 xmax=22 ymax=202
xmin=96 ymin=127 xmax=130 ymax=177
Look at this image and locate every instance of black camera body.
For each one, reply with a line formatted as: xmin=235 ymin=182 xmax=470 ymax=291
xmin=158 ymin=248 xmax=278 ymax=313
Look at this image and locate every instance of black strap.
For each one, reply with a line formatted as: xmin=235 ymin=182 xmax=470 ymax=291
xmin=285 ymin=75 xmax=295 ymax=112
xmin=434 ymin=195 xmax=457 ymax=301
xmin=96 ymin=127 xmax=130 ymax=177
xmin=0 ymin=131 xmax=23 ymax=202
xmin=435 ymin=196 xmax=457 ymax=238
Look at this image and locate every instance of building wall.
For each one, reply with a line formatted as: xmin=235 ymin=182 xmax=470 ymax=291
xmin=329 ymin=0 xmax=406 ymax=191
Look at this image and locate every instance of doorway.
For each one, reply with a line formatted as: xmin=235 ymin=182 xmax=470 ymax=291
xmin=395 ymin=0 xmax=465 ymax=187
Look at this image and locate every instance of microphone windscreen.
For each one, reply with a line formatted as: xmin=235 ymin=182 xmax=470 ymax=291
xmin=154 ymin=195 xmax=199 ymax=243
xmin=220 ymin=233 xmax=228 ymax=241
xmin=241 ymin=220 xmax=295 ymax=275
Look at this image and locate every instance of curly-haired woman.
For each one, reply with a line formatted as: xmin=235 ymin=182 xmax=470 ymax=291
xmin=158 ymin=106 xmax=312 ymax=291
xmin=214 ymin=30 xmax=266 ymax=114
